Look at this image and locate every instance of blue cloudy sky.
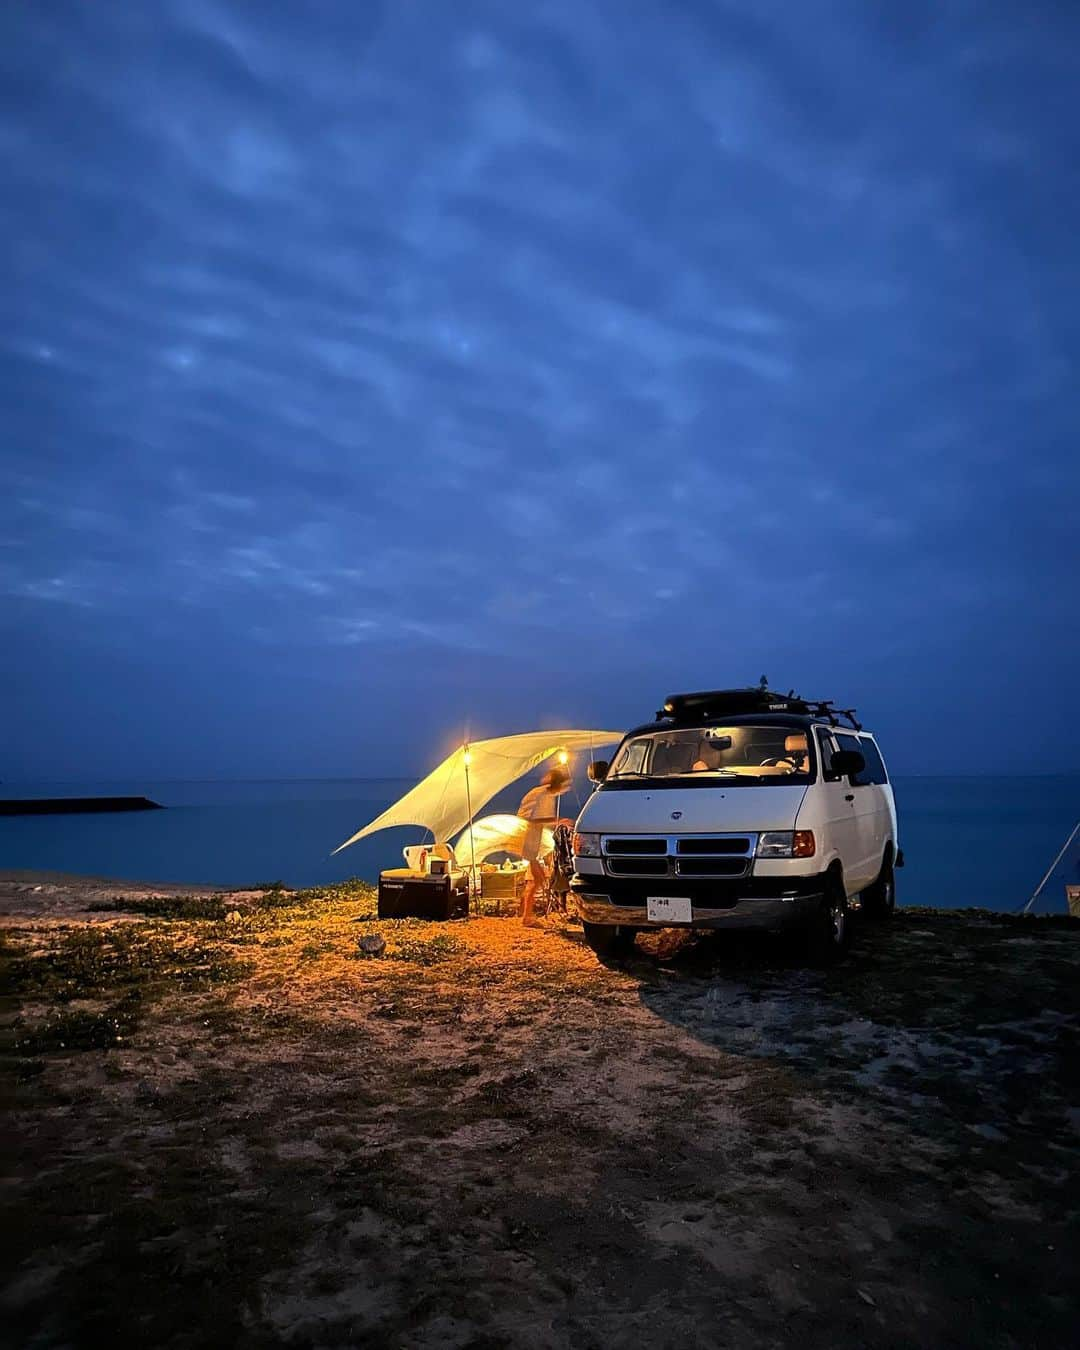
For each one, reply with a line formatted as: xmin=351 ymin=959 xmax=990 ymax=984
xmin=2 ymin=0 xmax=1077 ymax=778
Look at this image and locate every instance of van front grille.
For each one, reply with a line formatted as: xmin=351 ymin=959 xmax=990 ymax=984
xmin=597 ymin=833 xmax=758 ymax=879
xmin=604 ymin=837 xmax=668 ymax=855
xmin=674 ymin=857 xmax=749 ymax=878
xmin=676 ymin=836 xmax=752 ymax=856
xmin=607 ymin=858 xmax=669 ymax=877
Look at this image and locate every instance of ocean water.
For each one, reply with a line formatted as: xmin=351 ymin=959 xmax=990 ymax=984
xmin=1 ymin=776 xmax=1078 ymax=914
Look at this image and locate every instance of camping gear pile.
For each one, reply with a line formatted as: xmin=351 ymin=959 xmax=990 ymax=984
xmin=335 ymin=729 xmax=622 ymax=921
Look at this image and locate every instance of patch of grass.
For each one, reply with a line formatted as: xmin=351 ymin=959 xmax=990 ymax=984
xmin=292 ymin=878 xmax=377 ymax=906
xmin=89 ymin=894 xmax=230 ymax=920
xmin=10 ymin=993 xmax=143 ymax=1054
xmin=84 ymin=880 xmax=377 ymax=923
xmin=0 ymin=929 xmax=17 ymax=967
xmin=0 ymin=923 xmax=251 ymax=1000
xmin=298 ymin=941 xmax=336 ymax=961
xmin=899 ymin=908 xmax=1080 ymax=929
xmin=250 ymin=885 xmax=295 ymax=910
xmin=390 ymin=932 xmax=464 ymax=965
xmin=341 ymin=914 xmax=465 ymax=966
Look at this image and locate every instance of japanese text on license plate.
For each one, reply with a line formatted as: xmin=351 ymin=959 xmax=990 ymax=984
xmin=647 ymin=896 xmax=692 ymax=924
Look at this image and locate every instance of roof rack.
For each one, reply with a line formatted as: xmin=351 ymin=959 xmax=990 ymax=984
xmin=656 ymin=687 xmax=862 ymax=731
xmin=799 ymin=699 xmax=863 ymax=732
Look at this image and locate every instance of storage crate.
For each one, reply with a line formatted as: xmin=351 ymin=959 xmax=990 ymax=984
xmin=378 ymin=869 xmax=469 ymax=920
xmin=480 ymin=869 xmax=526 ymax=909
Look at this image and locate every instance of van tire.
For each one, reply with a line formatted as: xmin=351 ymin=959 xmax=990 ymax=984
xmin=582 ymin=923 xmax=637 ymax=963
xmin=861 ymin=853 xmax=896 ymax=919
xmin=806 ymin=877 xmax=849 ymax=965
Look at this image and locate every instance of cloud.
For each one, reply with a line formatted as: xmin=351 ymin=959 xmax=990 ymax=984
xmin=1 ymin=0 xmax=1078 ymax=771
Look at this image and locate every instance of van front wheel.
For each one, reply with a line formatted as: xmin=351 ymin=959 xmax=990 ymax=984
xmin=582 ymin=923 xmax=637 ymax=963
xmin=806 ymin=879 xmax=849 ymax=965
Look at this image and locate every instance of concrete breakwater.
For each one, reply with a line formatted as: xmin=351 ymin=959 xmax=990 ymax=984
xmin=0 ymin=796 xmax=163 ymax=816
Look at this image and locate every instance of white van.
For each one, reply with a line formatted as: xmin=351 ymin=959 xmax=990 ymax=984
xmin=570 ymin=687 xmax=901 ymax=963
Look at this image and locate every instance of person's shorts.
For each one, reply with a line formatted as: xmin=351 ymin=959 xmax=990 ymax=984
xmin=521 ymin=826 xmax=543 ymax=862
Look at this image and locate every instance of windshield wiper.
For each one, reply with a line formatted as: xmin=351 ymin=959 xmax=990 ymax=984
xmin=729 ymin=773 xmax=798 ymax=782
xmin=672 ymin=769 xmax=739 ymax=778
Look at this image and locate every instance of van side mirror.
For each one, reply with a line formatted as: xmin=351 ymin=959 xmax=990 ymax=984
xmin=587 ymin=759 xmax=609 ymax=783
xmin=830 ymin=749 xmax=865 ymax=780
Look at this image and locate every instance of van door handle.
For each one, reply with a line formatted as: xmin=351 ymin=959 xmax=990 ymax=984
xmin=844 ymin=793 xmax=855 ymax=802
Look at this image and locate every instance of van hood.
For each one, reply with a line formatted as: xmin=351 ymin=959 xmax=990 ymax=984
xmin=576 ymin=785 xmax=808 ymax=835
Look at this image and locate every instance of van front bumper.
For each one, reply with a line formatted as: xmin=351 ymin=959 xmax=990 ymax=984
xmin=569 ymin=874 xmax=825 ymax=932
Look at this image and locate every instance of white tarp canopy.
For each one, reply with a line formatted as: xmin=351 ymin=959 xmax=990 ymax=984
xmin=454 ymin=814 xmax=554 ymax=869
xmin=332 ymin=728 xmax=623 ymax=854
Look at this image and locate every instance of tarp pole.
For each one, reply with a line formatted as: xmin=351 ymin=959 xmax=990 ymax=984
xmin=1022 ymin=819 xmax=1080 ymax=914
xmin=462 ymin=746 xmax=479 ymax=915
xmin=554 ymin=749 xmax=567 ymax=821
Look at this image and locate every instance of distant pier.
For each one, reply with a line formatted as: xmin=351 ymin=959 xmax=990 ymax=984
xmin=0 ymin=797 xmax=164 ymax=816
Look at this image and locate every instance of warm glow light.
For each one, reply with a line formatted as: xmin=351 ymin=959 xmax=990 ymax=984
xmin=462 ymin=747 xmax=472 ymax=766
xmin=557 ymin=750 xmax=569 ymax=765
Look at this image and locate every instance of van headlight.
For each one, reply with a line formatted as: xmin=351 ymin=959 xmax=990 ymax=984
xmin=573 ymin=831 xmax=601 ymax=857
xmin=757 ymin=830 xmax=815 ymax=859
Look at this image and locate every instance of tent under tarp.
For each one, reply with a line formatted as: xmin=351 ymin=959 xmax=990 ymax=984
xmin=332 ymin=729 xmax=623 ymax=854
xmin=454 ymin=814 xmax=554 ymax=869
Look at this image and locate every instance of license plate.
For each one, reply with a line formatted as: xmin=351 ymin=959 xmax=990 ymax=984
xmin=647 ymin=896 xmax=693 ymax=924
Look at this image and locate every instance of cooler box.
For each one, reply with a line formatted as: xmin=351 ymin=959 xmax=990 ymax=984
xmin=377 ymin=868 xmax=469 ymax=920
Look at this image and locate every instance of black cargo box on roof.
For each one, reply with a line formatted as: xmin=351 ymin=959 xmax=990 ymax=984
xmin=657 ymin=688 xmax=809 ymax=720
xmin=656 ymin=688 xmax=862 ymax=730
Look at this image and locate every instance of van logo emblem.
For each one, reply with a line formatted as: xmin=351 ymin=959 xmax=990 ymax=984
xmin=671 ymin=811 xmax=682 ymax=820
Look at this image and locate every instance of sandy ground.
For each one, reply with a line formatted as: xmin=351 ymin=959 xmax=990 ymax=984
xmin=2 ymin=871 xmax=1079 ymax=1349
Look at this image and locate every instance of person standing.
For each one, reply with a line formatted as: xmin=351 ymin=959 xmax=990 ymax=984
xmin=517 ymin=765 xmax=573 ymax=928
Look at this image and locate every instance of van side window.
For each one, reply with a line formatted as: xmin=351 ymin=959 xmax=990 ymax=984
xmin=817 ymin=729 xmax=839 ymax=780
xmin=836 ymin=733 xmax=872 ymax=786
xmin=858 ymin=737 xmax=889 ymax=785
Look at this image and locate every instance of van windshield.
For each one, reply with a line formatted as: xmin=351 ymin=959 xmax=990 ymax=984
xmin=606 ymin=725 xmax=815 ymax=785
